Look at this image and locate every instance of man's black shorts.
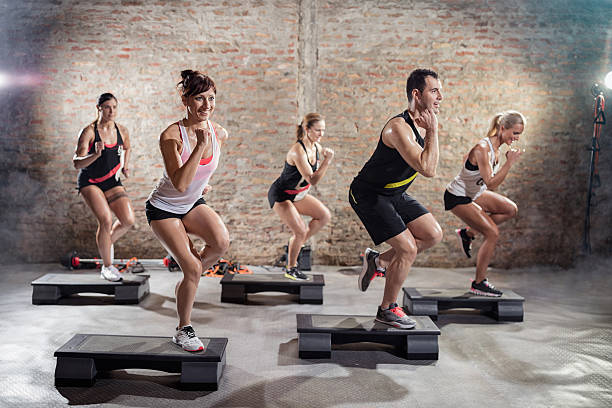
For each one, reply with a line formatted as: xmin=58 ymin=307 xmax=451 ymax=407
xmin=349 ymin=180 xmax=429 ymax=246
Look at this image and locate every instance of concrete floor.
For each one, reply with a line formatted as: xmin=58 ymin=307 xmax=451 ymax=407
xmin=0 ymin=258 xmax=611 ymax=408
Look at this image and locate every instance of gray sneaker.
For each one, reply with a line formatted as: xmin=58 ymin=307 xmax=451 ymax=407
xmin=375 ymin=303 xmax=416 ymax=329
xmin=359 ymin=248 xmax=385 ymax=292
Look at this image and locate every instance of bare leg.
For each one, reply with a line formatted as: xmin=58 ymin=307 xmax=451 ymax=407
xmin=380 ymin=214 xmax=443 ymax=308
xmin=105 ymin=186 xmax=135 ymax=245
xmin=80 ymin=186 xmax=114 ymax=267
xmin=182 ymin=204 xmax=230 ymax=276
xmin=150 ymin=218 xmax=203 ymax=328
xmin=377 ymin=213 xmax=443 ymax=269
xmin=451 ymin=202 xmax=500 ymax=282
xmin=292 ymin=195 xmax=332 ymax=242
xmin=464 ymin=191 xmax=518 ymax=239
xmin=273 ymin=201 xmax=308 ymax=267
xmin=381 ymin=230 xmax=418 ymax=309
xmin=475 ymin=191 xmax=518 ymax=226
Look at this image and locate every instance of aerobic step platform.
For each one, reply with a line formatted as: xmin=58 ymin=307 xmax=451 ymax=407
xmin=32 ymin=273 xmax=149 ymax=305
xmin=402 ymin=287 xmax=524 ymax=322
xmin=296 ymin=314 xmax=440 ymax=360
xmin=54 ymin=334 xmax=227 ymax=390
xmin=221 ymin=273 xmax=324 ymax=304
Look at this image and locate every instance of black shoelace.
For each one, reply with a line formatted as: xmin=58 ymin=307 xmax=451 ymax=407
xmin=181 ymin=326 xmax=196 ymax=338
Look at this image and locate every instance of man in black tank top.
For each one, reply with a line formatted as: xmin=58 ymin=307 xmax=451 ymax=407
xmin=349 ymin=69 xmax=444 ymax=329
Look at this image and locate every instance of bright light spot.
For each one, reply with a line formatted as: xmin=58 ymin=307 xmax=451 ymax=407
xmin=0 ymin=72 xmax=9 ymax=89
xmin=605 ymin=71 xmax=612 ymax=90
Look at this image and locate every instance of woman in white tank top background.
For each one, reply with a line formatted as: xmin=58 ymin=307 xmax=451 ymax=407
xmin=146 ymin=70 xmax=229 ymax=351
xmin=443 ymin=111 xmax=525 ymax=297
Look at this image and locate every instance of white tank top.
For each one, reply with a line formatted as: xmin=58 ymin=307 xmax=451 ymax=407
xmin=148 ymin=120 xmax=220 ymax=213
xmin=446 ymin=137 xmax=499 ymax=200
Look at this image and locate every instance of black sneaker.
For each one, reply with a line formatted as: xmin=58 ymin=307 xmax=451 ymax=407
xmin=284 ymin=266 xmax=308 ymax=280
xmin=456 ymin=228 xmax=473 ymax=258
xmin=470 ymin=279 xmax=503 ymax=297
xmin=375 ymin=303 xmax=416 ymax=329
xmin=358 ymin=248 xmax=385 ymax=292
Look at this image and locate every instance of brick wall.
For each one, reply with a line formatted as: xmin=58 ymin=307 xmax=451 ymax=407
xmin=0 ymin=0 xmax=610 ymax=268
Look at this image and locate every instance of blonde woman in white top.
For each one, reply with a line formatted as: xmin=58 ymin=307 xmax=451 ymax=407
xmin=444 ymin=111 xmax=525 ymax=296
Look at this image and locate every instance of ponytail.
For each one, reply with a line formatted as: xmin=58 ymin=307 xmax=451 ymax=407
xmin=486 ymin=110 xmax=526 ymax=138
xmin=485 ymin=113 xmax=504 ymax=139
xmin=296 ymin=112 xmax=324 ymax=141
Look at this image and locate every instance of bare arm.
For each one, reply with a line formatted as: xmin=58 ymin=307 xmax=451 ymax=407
xmin=472 ymin=143 xmax=522 ymax=190
xmin=119 ymin=124 xmax=131 ymax=178
xmin=289 ymin=143 xmax=334 ymax=186
xmin=384 ymin=108 xmax=439 ymax=178
xmin=212 ymin=122 xmax=228 ymax=147
xmin=73 ymin=125 xmax=103 ymax=169
xmin=159 ymin=124 xmax=210 ymax=193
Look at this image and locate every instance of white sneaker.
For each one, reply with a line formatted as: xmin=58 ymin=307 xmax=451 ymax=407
xmin=100 ymin=265 xmax=122 ymax=282
xmin=173 ymin=325 xmax=204 ymax=352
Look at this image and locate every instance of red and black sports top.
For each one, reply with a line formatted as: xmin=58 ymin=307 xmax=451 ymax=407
xmin=78 ymin=123 xmax=124 ymax=186
xmin=271 ymin=140 xmax=319 ymax=195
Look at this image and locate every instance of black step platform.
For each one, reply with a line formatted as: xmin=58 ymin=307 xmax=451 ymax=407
xmin=31 ymin=273 xmax=149 ymax=305
xmin=221 ymin=273 xmax=324 ymax=304
xmin=296 ymin=314 xmax=440 ymax=360
xmin=54 ymin=334 xmax=227 ymax=390
xmin=402 ymin=287 xmax=524 ymax=322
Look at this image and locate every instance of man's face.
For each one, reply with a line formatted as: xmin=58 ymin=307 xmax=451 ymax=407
xmin=416 ymin=76 xmax=443 ymax=114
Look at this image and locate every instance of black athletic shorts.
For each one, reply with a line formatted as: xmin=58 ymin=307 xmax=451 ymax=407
xmin=78 ymin=174 xmax=123 ymax=193
xmin=145 ymin=198 xmax=207 ymax=225
xmin=348 ymin=180 xmax=429 ymax=246
xmin=444 ymin=190 xmax=472 ymax=211
xmin=267 ymin=182 xmax=300 ymax=208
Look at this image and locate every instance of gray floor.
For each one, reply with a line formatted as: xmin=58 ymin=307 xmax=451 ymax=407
xmin=0 ymin=258 xmax=611 ymax=408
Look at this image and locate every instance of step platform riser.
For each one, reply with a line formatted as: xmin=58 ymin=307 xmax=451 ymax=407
xmin=221 ymin=274 xmax=324 ymax=304
xmin=402 ymin=288 xmax=524 ymax=322
xmin=54 ymin=334 xmax=227 ymax=391
xmin=31 ymin=274 xmax=150 ymax=305
xmin=296 ymin=314 xmax=440 ymax=361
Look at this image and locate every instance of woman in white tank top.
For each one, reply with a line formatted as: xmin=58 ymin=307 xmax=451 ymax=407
xmin=443 ymin=111 xmax=525 ymax=297
xmin=146 ymin=70 xmax=229 ymax=351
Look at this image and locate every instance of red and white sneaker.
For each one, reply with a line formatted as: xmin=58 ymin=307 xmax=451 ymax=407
xmin=173 ymin=325 xmax=204 ymax=352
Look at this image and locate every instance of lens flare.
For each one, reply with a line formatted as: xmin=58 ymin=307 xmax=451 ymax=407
xmin=0 ymin=72 xmax=9 ymax=89
xmin=605 ymin=71 xmax=612 ymax=90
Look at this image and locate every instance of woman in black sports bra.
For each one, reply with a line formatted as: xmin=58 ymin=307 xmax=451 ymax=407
xmin=73 ymin=93 xmax=135 ymax=282
xmin=268 ymin=113 xmax=334 ymax=280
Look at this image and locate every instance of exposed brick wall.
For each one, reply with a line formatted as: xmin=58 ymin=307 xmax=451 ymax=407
xmin=0 ymin=0 xmax=610 ymax=268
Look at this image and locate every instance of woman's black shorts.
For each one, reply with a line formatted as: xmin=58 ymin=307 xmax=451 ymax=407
xmin=78 ymin=174 xmax=123 ymax=193
xmin=145 ymin=198 xmax=207 ymax=225
xmin=444 ymin=190 xmax=472 ymax=211
xmin=267 ymin=183 xmax=299 ymax=208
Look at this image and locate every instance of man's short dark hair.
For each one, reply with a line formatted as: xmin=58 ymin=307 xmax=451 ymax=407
xmin=406 ymin=69 xmax=438 ymax=102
